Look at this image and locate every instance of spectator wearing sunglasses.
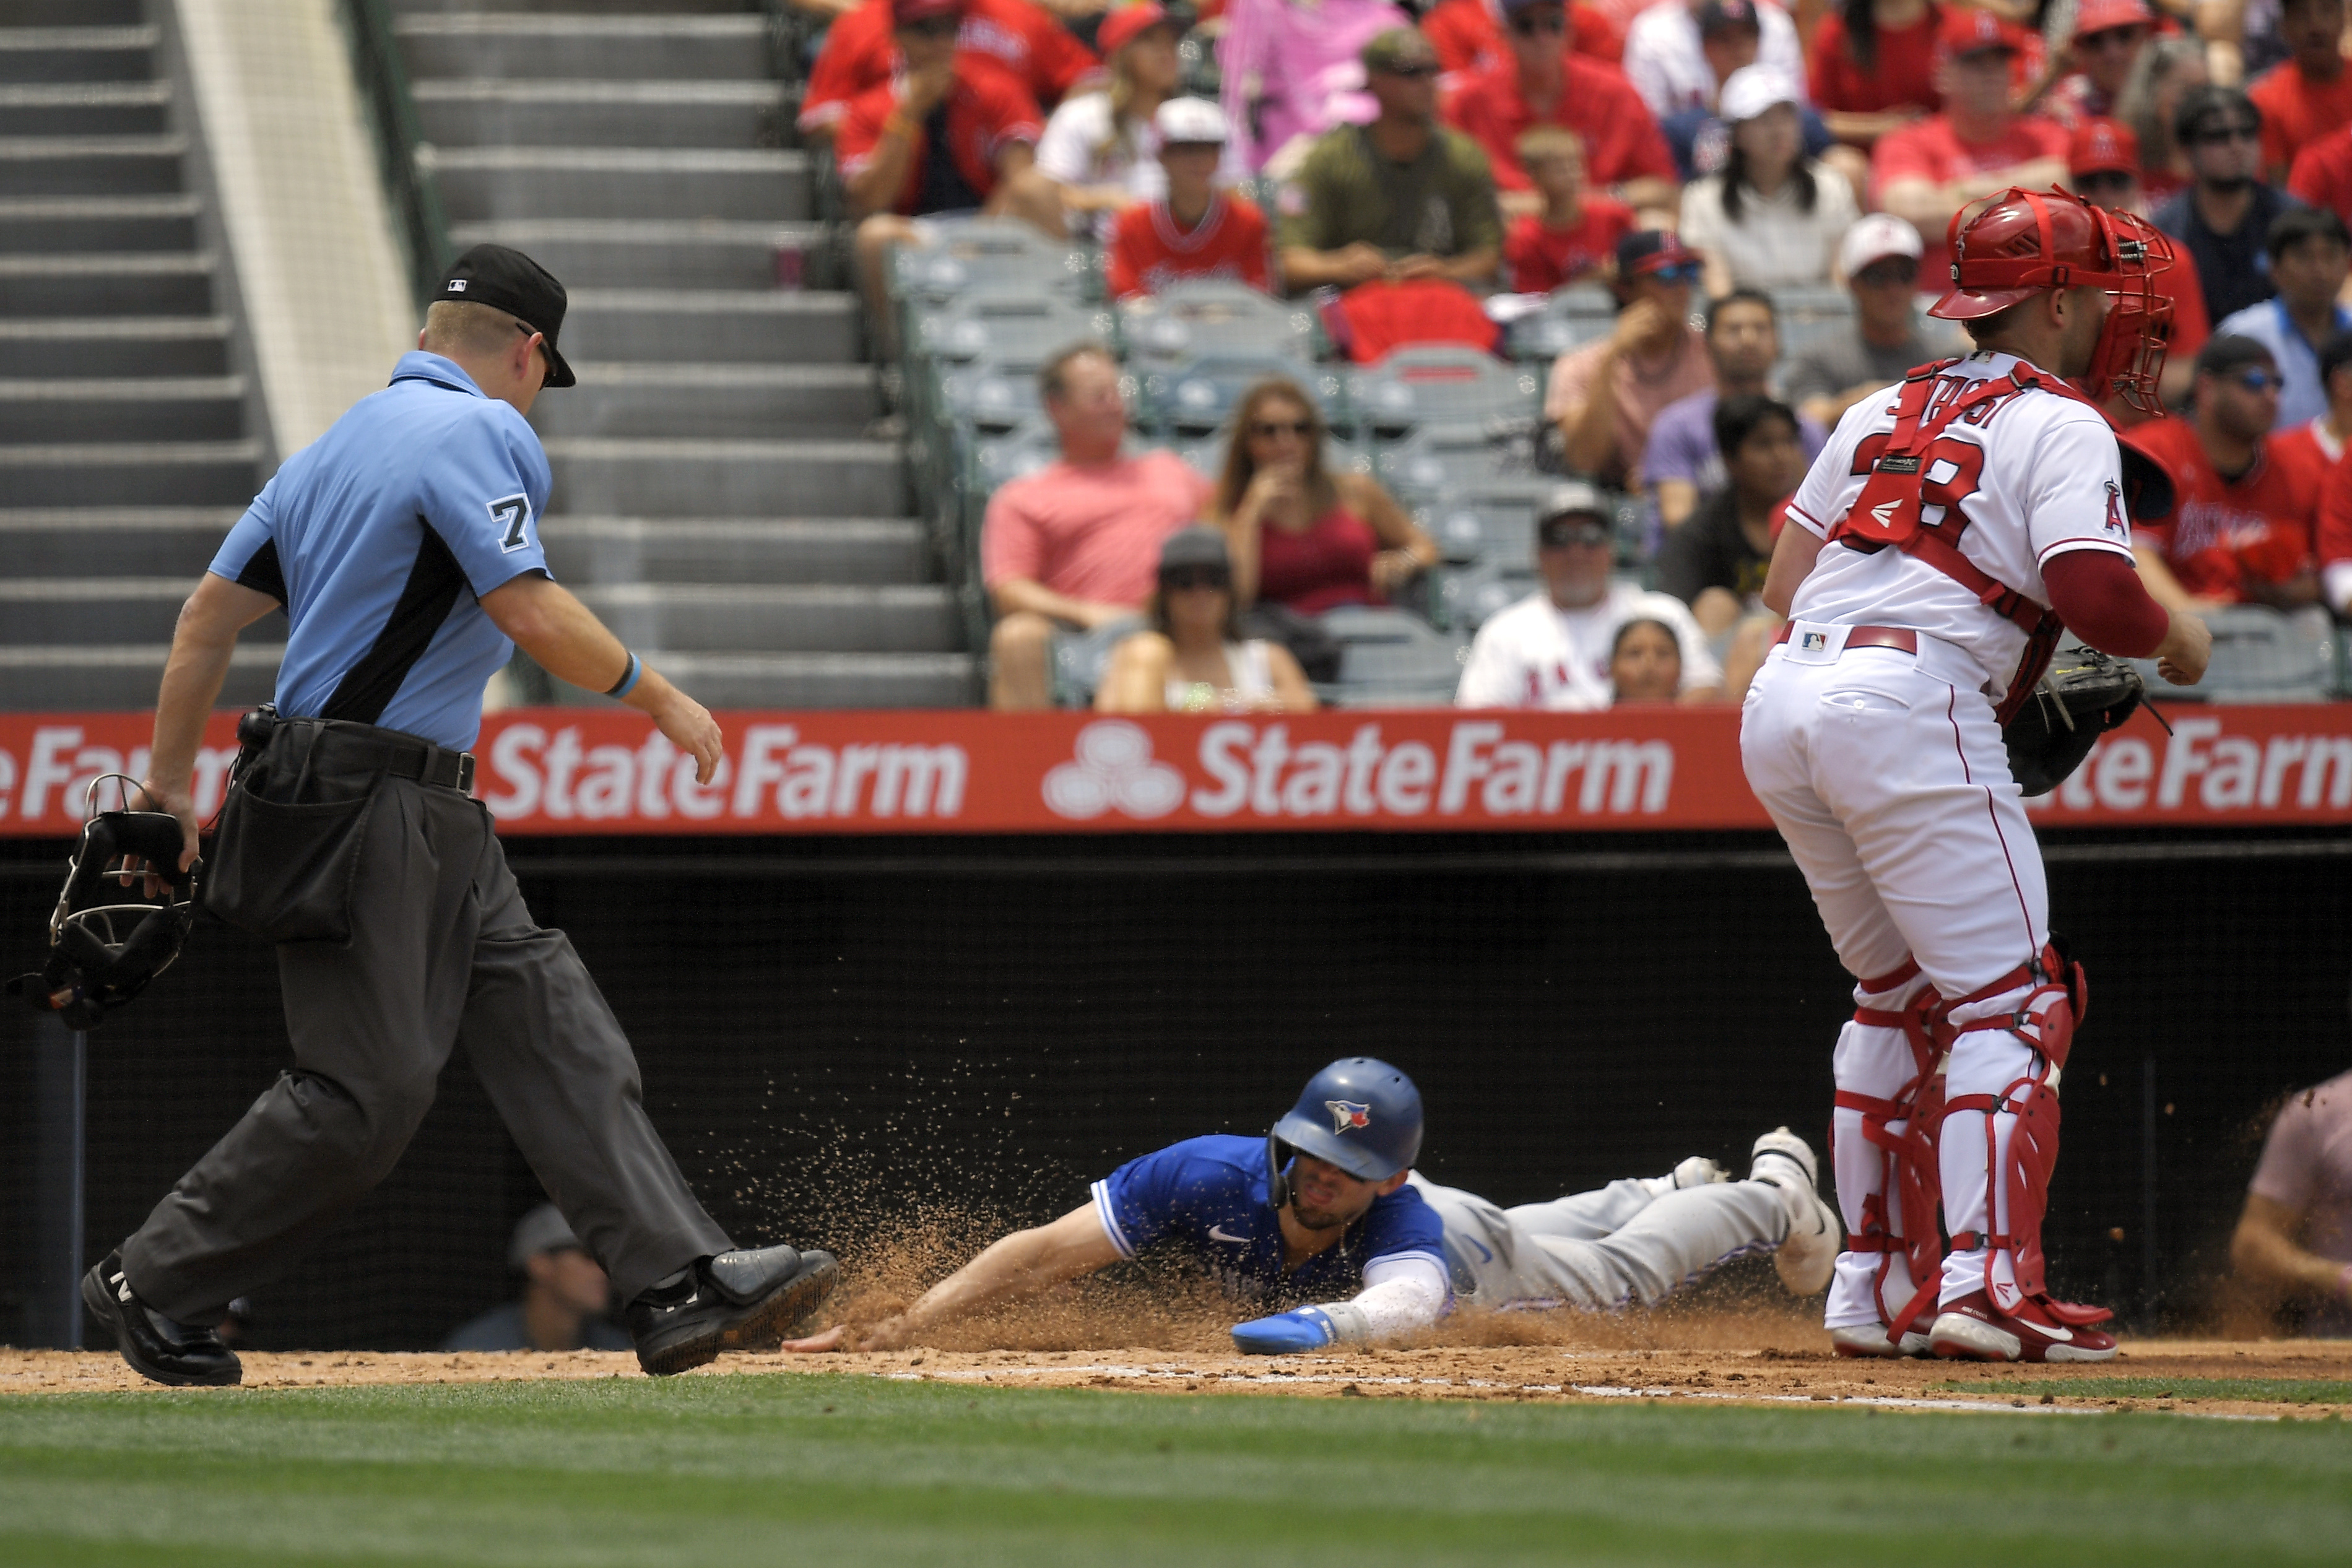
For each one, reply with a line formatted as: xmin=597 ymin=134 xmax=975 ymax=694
xmin=1456 ymin=481 xmax=1721 ymax=709
xmin=2068 ymin=117 xmax=2207 ymax=414
xmin=1443 ymin=0 xmax=1678 ymax=217
xmin=1871 ymin=9 xmax=2068 ymax=280
xmin=2249 ymin=0 xmax=2352 ymax=183
xmin=1421 ymin=0 xmax=1629 ymax=90
xmin=1095 ymin=528 xmax=1318 ymax=713
xmin=799 ymin=0 xmax=1096 ymax=144
xmin=2042 ymin=0 xmax=2155 ymax=130
xmin=2121 ymin=334 xmax=2326 ymax=614
xmin=2153 ymin=86 xmax=2302 ymax=327
xmin=1623 ymin=0 xmax=1807 ymax=121
xmin=1210 ymin=378 xmax=1438 ymax=613
xmin=2216 ymin=207 xmax=2352 ymax=428
xmin=1278 ymin=29 xmax=1504 ymax=293
xmin=1545 ymin=230 xmax=1715 ymax=487
xmin=1784 ymin=215 xmax=1943 ymax=430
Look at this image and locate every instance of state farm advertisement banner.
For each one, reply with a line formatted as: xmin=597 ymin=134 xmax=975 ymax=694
xmin=0 ymin=706 xmax=2347 ymax=837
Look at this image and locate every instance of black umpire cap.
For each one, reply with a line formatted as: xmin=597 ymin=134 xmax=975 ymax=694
xmin=436 ymin=243 xmax=576 ymax=388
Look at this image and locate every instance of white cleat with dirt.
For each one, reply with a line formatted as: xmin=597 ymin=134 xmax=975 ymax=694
xmin=1749 ymin=1127 xmax=1842 ymax=1297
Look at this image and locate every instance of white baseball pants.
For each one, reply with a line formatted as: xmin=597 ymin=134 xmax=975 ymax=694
xmin=1410 ymin=1173 xmax=1790 ymax=1312
xmin=1740 ymin=632 xmax=2053 ymax=1327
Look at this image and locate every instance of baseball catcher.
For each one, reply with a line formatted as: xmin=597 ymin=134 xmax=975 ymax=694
xmin=781 ymin=1057 xmax=1842 ymax=1354
xmin=1743 ymin=186 xmax=2211 ymax=1362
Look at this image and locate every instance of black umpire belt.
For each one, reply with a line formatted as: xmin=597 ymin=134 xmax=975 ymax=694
xmin=279 ymin=719 xmax=476 ymax=795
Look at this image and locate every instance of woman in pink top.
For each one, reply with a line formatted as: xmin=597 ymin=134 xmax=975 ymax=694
xmin=1216 ymin=0 xmax=1410 ymax=174
xmin=1212 ymin=377 xmax=1438 ymax=610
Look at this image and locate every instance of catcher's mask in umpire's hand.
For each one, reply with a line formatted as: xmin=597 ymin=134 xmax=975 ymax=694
xmin=1267 ymin=1057 xmax=1424 ymax=1210
xmin=7 ymin=776 xmax=197 ymax=1031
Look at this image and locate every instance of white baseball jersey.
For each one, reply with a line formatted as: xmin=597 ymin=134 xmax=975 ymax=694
xmin=1783 ymin=350 xmax=2137 ymax=692
xmin=1455 ymin=582 xmax=1723 ymax=710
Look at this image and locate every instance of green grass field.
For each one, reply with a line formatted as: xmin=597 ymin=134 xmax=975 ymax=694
xmin=2 ymin=1374 xmax=2348 ymax=1567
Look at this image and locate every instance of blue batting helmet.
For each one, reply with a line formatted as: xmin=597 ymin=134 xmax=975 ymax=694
xmin=1266 ymin=1057 xmax=1423 ymax=1209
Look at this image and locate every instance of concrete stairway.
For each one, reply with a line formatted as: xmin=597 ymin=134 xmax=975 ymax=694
xmin=0 ymin=1 xmax=278 ymax=709
xmin=397 ymin=0 xmax=974 ymax=707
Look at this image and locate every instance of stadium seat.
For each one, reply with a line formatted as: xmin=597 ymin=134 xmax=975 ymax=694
xmin=2127 ymin=607 xmax=2334 ymax=703
xmin=1139 ymin=354 xmax=1348 ymax=436
xmin=1434 ymin=561 xmax=1540 ymax=633
xmin=887 ymin=217 xmax=1090 ymax=307
xmin=1314 ymin=605 xmax=1472 ymax=706
xmin=1052 ymin=614 xmax=1147 ymax=707
xmin=1417 ymin=474 xmax=1559 ymax=565
xmin=1345 ymin=345 xmax=1543 ymax=441
xmin=1119 ymin=280 xmax=1317 ymax=365
xmin=911 ymin=290 xmax=1111 ymax=365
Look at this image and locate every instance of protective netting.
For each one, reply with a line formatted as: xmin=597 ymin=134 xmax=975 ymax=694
xmin=3 ymin=833 xmax=2346 ymax=1351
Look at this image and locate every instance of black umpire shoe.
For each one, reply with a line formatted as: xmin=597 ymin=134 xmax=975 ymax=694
xmin=81 ymin=1252 xmax=241 ymax=1388
xmin=627 ymin=1245 xmax=840 ymax=1377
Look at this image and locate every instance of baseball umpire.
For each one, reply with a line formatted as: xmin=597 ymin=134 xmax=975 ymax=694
xmin=781 ymin=1057 xmax=1840 ymax=1355
xmin=1743 ymin=188 xmax=2211 ymax=1363
xmin=82 ymin=244 xmax=837 ymax=1386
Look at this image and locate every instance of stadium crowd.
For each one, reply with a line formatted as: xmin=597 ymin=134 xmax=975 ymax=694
xmin=790 ymin=0 xmax=2352 ymax=711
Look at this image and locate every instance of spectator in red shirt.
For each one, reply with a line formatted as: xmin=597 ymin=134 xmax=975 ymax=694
xmin=1106 ymin=98 xmax=1271 ymax=300
xmin=1444 ymin=0 xmax=1680 ymax=215
xmin=982 ymin=342 xmax=1217 ymax=708
xmin=1424 ymin=0 xmax=1627 ymax=86
xmin=1871 ymin=9 xmax=2068 ymax=277
xmin=2041 ymin=0 xmax=2155 ymax=129
xmin=2122 ymin=334 xmax=2325 ymax=613
xmin=843 ymin=0 xmax=1061 ymax=337
xmin=1504 ymin=126 xmax=1638 ymax=289
xmin=2250 ymin=0 xmax=2352 ymax=183
xmin=2068 ymin=116 xmax=2208 ymax=413
xmin=1808 ymin=0 xmax=1944 ymax=150
xmin=2273 ymin=330 xmax=2352 ymax=470
xmin=2288 ymin=121 xmax=2352 ymax=220
xmin=799 ymin=0 xmax=1096 ymax=142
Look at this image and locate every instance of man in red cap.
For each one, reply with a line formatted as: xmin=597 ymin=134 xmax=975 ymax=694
xmin=840 ymin=0 xmax=1064 ymax=331
xmin=2068 ymin=116 xmax=2207 ymax=410
xmin=1545 ymin=230 xmax=1716 ymax=484
xmin=1444 ymin=0 xmax=1679 ymax=215
xmin=1873 ymin=11 xmax=2068 ymax=278
xmin=2044 ymin=0 xmax=2155 ymax=128
xmin=1744 ymin=184 xmax=2211 ymax=1364
xmin=2250 ymin=0 xmax=2352 ymax=183
xmin=799 ymin=0 xmax=1096 ymax=143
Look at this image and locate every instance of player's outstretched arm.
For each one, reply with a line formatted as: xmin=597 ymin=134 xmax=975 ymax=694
xmin=480 ymin=570 xmax=724 ymax=782
xmin=783 ymin=1203 xmax=1124 ymax=1353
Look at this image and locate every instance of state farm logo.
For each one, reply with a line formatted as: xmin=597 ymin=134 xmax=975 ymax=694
xmin=1043 ymin=721 xmax=1185 ymax=820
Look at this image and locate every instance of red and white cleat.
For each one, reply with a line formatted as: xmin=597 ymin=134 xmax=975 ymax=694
xmin=1830 ymin=1323 xmax=1930 ymax=1358
xmin=1927 ymin=1290 xmax=2118 ymax=1363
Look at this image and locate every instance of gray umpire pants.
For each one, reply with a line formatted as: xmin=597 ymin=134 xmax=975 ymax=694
xmin=119 ymin=765 xmax=731 ymax=1325
xmin=1410 ymin=1173 xmax=1789 ymax=1312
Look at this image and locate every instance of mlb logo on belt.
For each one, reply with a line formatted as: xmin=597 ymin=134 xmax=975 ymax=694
xmin=1801 ymin=631 xmax=1829 ymax=652
xmin=1326 ymin=1099 xmax=1371 ymax=1134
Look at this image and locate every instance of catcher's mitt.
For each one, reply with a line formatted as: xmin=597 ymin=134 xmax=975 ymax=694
xmin=2003 ymin=649 xmax=2152 ymax=796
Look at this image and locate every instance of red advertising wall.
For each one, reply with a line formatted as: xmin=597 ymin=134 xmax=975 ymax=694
xmin=2 ymin=706 xmax=2349 ymax=836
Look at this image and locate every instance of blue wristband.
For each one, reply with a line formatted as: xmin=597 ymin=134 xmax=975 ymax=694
xmin=605 ymin=651 xmax=643 ymax=700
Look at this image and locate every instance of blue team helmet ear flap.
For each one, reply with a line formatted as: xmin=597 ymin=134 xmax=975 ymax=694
xmin=1265 ymin=1056 xmax=1424 ymax=1210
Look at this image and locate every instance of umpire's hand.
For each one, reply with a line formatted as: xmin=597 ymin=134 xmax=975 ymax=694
xmin=483 ymin=573 xmax=725 ymax=782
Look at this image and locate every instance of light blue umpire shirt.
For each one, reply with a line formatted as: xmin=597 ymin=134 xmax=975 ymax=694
xmin=207 ymin=352 xmax=553 ymax=752
xmin=2214 ymin=296 xmax=2352 ymax=431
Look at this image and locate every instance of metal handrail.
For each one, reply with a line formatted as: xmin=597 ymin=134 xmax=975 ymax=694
xmin=334 ymin=0 xmax=454 ymax=304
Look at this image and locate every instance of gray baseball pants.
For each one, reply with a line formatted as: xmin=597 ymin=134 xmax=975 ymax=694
xmin=119 ymin=766 xmax=731 ymax=1325
xmin=1410 ymin=1172 xmax=1790 ymax=1311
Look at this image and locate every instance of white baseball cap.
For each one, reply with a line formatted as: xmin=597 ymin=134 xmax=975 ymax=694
xmin=1155 ymin=97 xmax=1228 ymax=146
xmin=1718 ymin=64 xmax=1800 ymax=125
xmin=1838 ymin=212 xmax=1924 ymax=279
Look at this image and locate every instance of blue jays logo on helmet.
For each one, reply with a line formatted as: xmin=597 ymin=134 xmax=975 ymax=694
xmin=1267 ymin=1059 xmax=1424 ymax=1208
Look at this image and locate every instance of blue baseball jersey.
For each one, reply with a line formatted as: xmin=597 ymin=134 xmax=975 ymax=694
xmin=209 ymin=352 xmax=553 ymax=751
xmin=1089 ymin=1135 xmax=1447 ymax=1306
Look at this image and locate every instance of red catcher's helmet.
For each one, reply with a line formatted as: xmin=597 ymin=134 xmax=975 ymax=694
xmin=1929 ymin=186 xmax=2176 ymax=412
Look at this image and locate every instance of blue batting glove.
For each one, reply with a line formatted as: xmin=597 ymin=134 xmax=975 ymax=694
xmin=1230 ymin=1306 xmax=1335 ymax=1355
